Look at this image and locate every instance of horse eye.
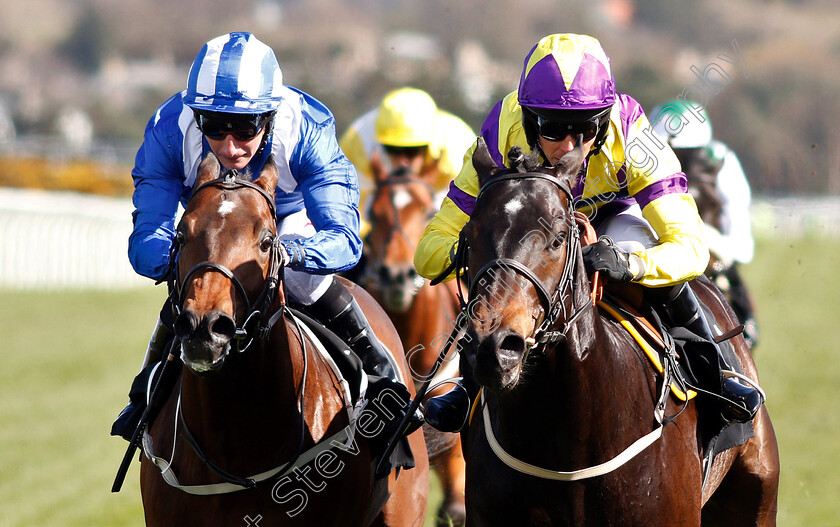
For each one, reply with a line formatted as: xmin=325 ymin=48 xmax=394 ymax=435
xmin=550 ymin=233 xmax=566 ymax=250
xmin=260 ymin=235 xmax=274 ymax=252
xmin=175 ymin=231 xmax=185 ymax=246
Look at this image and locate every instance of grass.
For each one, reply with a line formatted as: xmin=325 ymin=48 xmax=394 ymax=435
xmin=0 ymin=236 xmax=838 ymax=525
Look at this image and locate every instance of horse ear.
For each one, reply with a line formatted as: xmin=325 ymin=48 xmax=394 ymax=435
xmin=196 ymin=152 xmax=221 ymax=186
xmin=554 ymin=134 xmax=586 ymax=179
xmin=472 ymin=137 xmax=500 ymax=187
xmin=254 ymin=154 xmax=279 ymax=195
xmin=370 ymin=150 xmax=388 ymax=184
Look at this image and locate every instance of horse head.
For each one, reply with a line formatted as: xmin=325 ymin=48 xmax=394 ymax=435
xmin=365 ymin=154 xmax=436 ymax=312
xmin=172 ymin=153 xmax=280 ymax=374
xmin=461 ymin=137 xmax=586 ymax=393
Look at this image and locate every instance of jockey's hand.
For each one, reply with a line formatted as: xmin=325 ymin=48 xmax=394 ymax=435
xmin=278 ymin=244 xmax=292 ymax=268
xmin=278 ymin=241 xmax=305 ymax=269
xmin=581 ymin=237 xmax=634 ymax=282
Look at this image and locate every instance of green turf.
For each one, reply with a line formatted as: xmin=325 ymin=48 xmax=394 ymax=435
xmin=0 ymin=236 xmax=837 ymax=525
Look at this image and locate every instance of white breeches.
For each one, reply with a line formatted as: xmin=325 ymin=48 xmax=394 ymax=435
xmin=277 ymin=209 xmax=333 ymax=306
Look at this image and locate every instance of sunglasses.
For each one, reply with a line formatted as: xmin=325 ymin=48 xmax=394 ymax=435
xmin=196 ymin=112 xmax=270 ymax=141
xmin=534 ymin=114 xmax=600 ymax=142
xmin=382 ymin=144 xmax=427 ymax=158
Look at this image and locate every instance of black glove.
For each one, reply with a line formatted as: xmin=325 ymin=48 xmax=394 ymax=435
xmin=581 ymin=237 xmax=633 ymax=282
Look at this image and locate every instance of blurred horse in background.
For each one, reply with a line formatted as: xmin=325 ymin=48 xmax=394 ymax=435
xmin=363 ymin=155 xmax=467 ymax=525
xmin=677 ymin=147 xmax=759 ymax=348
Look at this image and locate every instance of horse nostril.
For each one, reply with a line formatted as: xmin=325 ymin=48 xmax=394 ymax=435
xmin=209 ymin=313 xmax=236 ymax=341
xmin=498 ymin=333 xmax=526 ymax=364
xmin=174 ymin=311 xmax=198 ymax=340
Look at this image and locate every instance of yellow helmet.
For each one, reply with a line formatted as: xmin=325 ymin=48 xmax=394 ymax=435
xmin=374 ymin=88 xmax=437 ymax=147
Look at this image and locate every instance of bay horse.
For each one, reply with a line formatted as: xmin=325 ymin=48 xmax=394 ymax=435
xmin=454 ymin=139 xmax=779 ymax=526
xmin=139 ymin=153 xmax=429 ymax=526
xmin=364 ymin=158 xmax=467 ymax=524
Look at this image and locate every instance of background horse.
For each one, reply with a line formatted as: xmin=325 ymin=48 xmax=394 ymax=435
xmin=677 ymin=147 xmax=759 ymax=348
xmin=454 ymin=139 xmax=779 ymax=526
xmin=364 ymin=159 xmax=467 ymax=525
xmin=140 ymin=154 xmax=429 ymax=526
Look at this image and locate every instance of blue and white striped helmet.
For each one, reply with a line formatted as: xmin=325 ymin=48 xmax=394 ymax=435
xmin=183 ymin=32 xmax=284 ymax=114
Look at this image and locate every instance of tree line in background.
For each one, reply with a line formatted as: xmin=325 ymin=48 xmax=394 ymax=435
xmin=0 ymin=0 xmax=838 ymax=196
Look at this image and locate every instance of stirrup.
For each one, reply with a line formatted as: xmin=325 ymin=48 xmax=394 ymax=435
xmin=719 ymin=373 xmax=764 ymax=423
xmin=423 ymin=379 xmax=471 ymax=433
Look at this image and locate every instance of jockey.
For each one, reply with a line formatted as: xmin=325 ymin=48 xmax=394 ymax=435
xmin=113 ymin=32 xmax=419 ymax=440
xmin=415 ymin=33 xmax=762 ymax=432
xmin=340 ymin=87 xmax=476 ymax=236
xmin=650 ymin=99 xmax=759 ymax=347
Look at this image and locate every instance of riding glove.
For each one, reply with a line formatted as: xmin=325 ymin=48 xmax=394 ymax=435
xmin=581 ymin=237 xmax=634 ymax=282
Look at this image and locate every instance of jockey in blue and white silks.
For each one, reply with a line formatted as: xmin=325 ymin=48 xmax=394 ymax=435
xmin=129 ymin=35 xmax=360 ymax=286
xmin=113 ymin=32 xmax=421 ymax=443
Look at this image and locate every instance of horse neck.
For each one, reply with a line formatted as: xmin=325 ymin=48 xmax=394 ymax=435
xmin=178 ymin=321 xmax=303 ymax=455
xmin=492 ymin=255 xmax=636 ymax=452
xmin=389 ymin=280 xmax=456 ymax=339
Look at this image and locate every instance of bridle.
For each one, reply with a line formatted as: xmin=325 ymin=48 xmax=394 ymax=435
xmin=163 ymin=170 xmax=286 ymax=352
xmin=152 ymin=169 xmax=310 ymax=491
xmin=444 ymin=170 xmax=593 ymax=348
xmin=364 ymin=172 xmax=434 ymax=299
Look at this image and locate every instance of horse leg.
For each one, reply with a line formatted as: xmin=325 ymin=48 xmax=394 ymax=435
xmin=434 ymin=437 xmax=467 ymax=526
xmin=701 ymin=407 xmax=780 ymax=526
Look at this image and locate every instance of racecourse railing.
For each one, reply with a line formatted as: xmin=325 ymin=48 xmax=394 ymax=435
xmin=0 ymin=188 xmax=838 ymax=290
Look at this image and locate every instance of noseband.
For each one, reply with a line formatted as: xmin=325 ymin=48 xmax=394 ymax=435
xmin=164 ymin=170 xmax=285 ymax=351
xmin=454 ymin=171 xmax=592 ymax=347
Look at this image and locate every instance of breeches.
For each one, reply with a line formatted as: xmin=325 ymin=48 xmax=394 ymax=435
xmin=277 ymin=209 xmax=334 ymax=306
xmin=597 ymin=203 xmax=658 ymax=253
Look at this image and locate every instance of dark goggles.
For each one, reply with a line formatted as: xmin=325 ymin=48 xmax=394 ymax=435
xmin=382 ymin=144 xmax=427 ymax=158
xmin=534 ymin=114 xmax=600 ymax=142
xmin=195 ymin=111 xmax=272 ymax=141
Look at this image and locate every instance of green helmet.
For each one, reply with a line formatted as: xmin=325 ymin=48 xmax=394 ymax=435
xmin=650 ymin=99 xmax=712 ymax=149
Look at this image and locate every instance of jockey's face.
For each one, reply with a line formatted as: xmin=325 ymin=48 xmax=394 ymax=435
xmin=382 ymin=144 xmax=427 ymax=176
xmin=538 ymin=134 xmax=596 ymax=167
xmin=206 ymin=129 xmax=266 ymax=171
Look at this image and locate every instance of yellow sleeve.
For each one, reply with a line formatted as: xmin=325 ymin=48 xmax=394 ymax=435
xmin=634 ymin=193 xmax=709 ymax=287
xmin=415 ymin=140 xmax=481 ymax=281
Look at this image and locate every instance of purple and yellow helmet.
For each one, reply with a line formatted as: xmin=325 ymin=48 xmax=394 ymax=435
xmin=518 ymin=33 xmax=615 ymax=112
xmin=518 ymin=34 xmax=615 ymax=154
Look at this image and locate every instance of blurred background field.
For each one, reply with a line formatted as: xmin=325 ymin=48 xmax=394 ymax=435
xmin=0 ymin=236 xmax=838 ymax=526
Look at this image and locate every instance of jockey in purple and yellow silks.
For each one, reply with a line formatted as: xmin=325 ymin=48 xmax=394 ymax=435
xmin=418 ymin=34 xmax=762 ymax=433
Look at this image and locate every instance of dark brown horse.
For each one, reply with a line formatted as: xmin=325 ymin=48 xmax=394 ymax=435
xmin=364 ymin=159 xmax=467 ymax=524
xmin=454 ymin=139 xmax=778 ymax=526
xmin=140 ymin=154 xmax=429 ymax=526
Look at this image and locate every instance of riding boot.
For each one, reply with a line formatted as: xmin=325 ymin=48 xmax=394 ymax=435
xmin=655 ymin=283 xmax=762 ymax=423
xmin=309 ymin=280 xmax=401 ymax=381
xmin=111 ymin=317 xmax=173 ymax=441
xmin=423 ymin=354 xmax=480 ymax=433
xmin=307 ymin=280 xmax=424 ymax=433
